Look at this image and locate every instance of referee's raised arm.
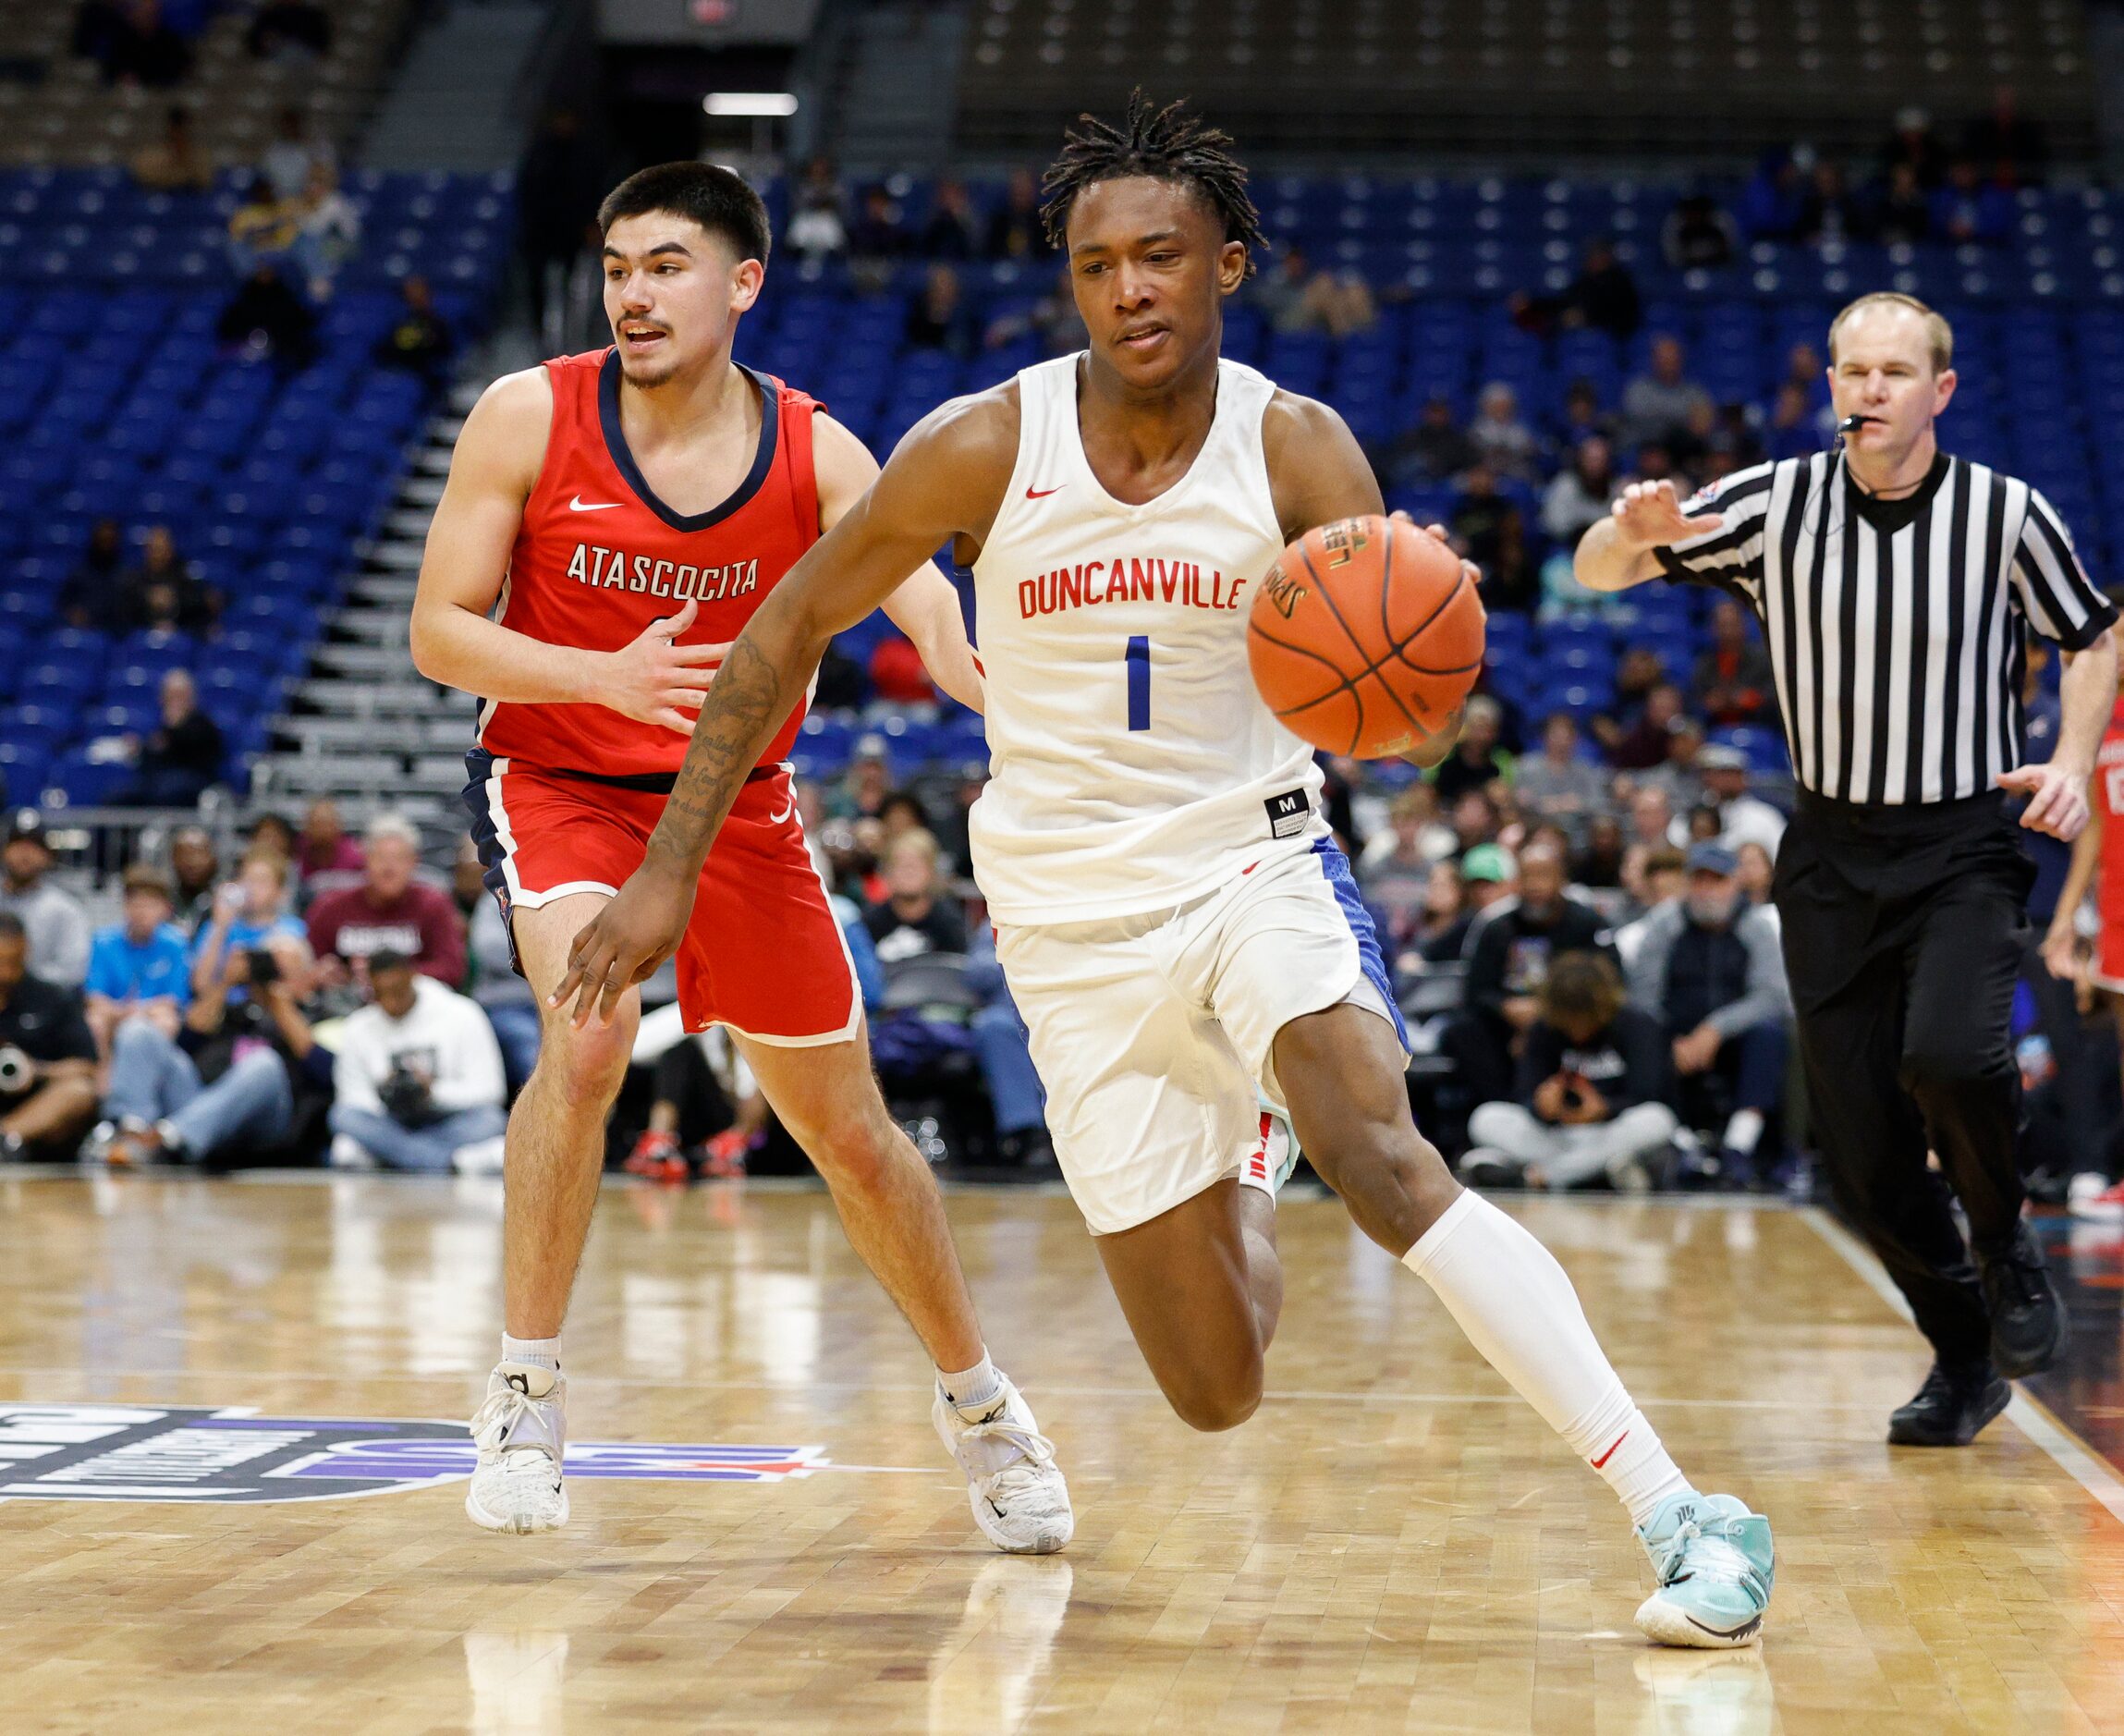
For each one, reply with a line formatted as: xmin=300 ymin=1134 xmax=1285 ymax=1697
xmin=1572 ymin=479 xmax=1721 ymax=593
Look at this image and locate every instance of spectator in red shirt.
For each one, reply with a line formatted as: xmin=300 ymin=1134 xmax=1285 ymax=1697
xmin=306 ymin=814 xmax=466 ymax=990
xmin=868 ymin=632 xmax=937 ymax=706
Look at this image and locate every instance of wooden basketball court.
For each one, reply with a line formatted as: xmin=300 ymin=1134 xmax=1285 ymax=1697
xmin=3 ymin=1170 xmax=2121 ymax=1733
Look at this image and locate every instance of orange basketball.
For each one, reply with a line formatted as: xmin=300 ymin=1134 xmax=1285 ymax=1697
xmin=1247 ymin=516 xmax=1487 ymax=758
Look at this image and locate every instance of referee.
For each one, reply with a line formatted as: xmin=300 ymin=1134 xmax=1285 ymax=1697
xmin=1576 ymin=291 xmax=2120 ymax=1448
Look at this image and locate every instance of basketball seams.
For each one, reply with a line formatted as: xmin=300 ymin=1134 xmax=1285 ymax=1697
xmin=1256 ymin=518 xmax=1485 ymax=756
xmin=1294 ymin=537 xmax=1368 ymax=752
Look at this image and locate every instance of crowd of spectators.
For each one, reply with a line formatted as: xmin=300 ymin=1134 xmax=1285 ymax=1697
xmin=0 ymin=757 xmax=1062 ymax=1180
xmin=0 ymin=805 xmax=515 ymax=1173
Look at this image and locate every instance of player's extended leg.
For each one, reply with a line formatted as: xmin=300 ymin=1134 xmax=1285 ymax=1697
xmin=736 ymin=1030 xmax=1073 ymax=1555
xmin=1276 ymin=1001 xmax=1775 ymax=1649
xmin=467 ymin=891 xmax=640 ymax=1536
xmin=1093 ymin=1180 xmax=1283 ymax=1431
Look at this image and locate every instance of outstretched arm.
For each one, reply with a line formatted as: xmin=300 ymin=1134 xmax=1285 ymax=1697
xmin=1573 ymin=479 xmax=1725 ymax=593
xmin=812 ymin=411 xmax=985 ymax=714
xmin=553 ymin=391 xmax=1019 ymax=1022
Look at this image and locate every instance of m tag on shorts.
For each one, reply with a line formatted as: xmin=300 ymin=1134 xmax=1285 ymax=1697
xmin=1264 ymin=789 xmax=1310 ymax=839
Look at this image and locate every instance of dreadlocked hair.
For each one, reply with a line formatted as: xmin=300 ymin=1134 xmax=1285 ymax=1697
xmin=1039 ymin=90 xmax=1266 ymax=275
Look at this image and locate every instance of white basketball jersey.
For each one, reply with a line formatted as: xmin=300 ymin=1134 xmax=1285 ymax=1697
xmin=968 ymin=353 xmax=1325 ymax=924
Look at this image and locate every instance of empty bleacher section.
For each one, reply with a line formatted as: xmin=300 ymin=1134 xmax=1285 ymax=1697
xmin=954 ymin=0 xmax=2099 ymax=162
xmin=0 ymin=165 xmax=509 ymax=810
xmin=16 ymin=158 xmax=2124 ymax=804
xmin=0 ymin=0 xmax=416 ymax=170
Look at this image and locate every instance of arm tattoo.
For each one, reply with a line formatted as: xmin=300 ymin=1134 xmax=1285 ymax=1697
xmin=644 ymin=633 xmax=791 ymax=874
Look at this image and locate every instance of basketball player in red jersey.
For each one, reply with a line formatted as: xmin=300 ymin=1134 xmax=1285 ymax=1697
xmin=408 ymin=163 xmax=1071 ymax=1549
xmin=2045 ymin=672 xmax=2124 ymax=1220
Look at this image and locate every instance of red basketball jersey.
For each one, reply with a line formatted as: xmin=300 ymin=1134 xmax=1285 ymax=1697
xmin=477 ymin=349 xmax=823 ymax=778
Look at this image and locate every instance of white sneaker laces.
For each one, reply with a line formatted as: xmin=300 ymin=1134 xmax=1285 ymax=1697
xmin=1655 ymin=1516 xmax=1760 ymax=1592
xmin=470 ymin=1386 xmax=552 ymax=1460
xmin=958 ymin=1413 xmax=1059 ymax=1492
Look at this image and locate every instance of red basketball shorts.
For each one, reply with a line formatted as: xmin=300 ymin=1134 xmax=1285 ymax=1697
xmin=464 ymin=751 xmax=859 ymax=1045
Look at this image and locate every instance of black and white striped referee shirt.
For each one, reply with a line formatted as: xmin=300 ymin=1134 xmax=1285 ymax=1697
xmin=1656 ymin=451 xmax=2118 ymax=806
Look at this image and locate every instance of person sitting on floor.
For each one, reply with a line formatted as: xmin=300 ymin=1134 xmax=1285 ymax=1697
xmin=1460 ymin=949 xmax=1678 ymax=1192
xmin=327 ymin=950 xmax=507 ymax=1175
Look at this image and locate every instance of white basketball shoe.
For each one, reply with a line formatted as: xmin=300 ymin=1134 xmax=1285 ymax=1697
xmin=932 ymin=1374 xmax=1073 ymax=1555
xmin=467 ymin=1361 xmax=569 ymax=1534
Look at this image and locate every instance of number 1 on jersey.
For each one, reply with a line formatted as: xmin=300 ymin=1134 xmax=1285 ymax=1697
xmin=1126 ymin=635 xmax=1150 ymax=731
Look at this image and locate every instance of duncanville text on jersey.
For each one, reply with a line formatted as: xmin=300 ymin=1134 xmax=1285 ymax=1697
xmin=1017 ymin=558 xmax=1248 ymax=619
xmin=562 ymin=543 xmax=762 ymax=602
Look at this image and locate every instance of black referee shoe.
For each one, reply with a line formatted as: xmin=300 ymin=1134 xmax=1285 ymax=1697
xmin=1980 ymin=1219 xmax=2068 ymax=1379
xmin=1887 ymin=1360 xmax=2010 ymax=1448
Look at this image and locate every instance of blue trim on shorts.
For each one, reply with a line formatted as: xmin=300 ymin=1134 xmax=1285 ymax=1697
xmin=1310 ymin=837 xmax=1410 ymax=1050
xmin=461 ymin=748 xmax=523 ymax=977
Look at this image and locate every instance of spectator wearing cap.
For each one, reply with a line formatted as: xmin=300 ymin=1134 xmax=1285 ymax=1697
xmin=1459 ymin=842 xmax=1517 ymax=919
xmin=1449 ymin=838 xmax=1613 ymax=1106
xmin=0 ymin=813 xmax=91 ymax=990
xmin=1698 ymin=747 xmax=1787 ymax=858
xmin=1640 ymin=715 xmax=1708 ymax=817
xmin=1624 ymin=842 xmax=1792 ymax=1182
xmin=327 ymin=950 xmax=507 ymax=1174
xmin=1460 ymin=949 xmax=1678 ymax=1192
xmin=307 ymin=815 xmax=468 ymax=989
xmin=83 ymin=864 xmax=191 ymax=1056
xmin=828 ymin=737 xmax=896 ymax=823
xmin=1512 ymin=713 xmax=1610 ymax=849
xmin=0 ymin=911 xmax=99 ymax=1161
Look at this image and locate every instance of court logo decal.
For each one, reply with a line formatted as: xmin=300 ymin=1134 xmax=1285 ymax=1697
xmin=0 ymin=1405 xmax=847 ymax=1505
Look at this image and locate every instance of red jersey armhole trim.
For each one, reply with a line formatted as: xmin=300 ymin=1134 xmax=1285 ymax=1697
xmin=783 ymin=392 xmax=824 ymax=545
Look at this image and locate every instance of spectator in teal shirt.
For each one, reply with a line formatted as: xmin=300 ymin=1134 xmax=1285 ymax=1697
xmin=85 ymin=863 xmax=193 ymax=1057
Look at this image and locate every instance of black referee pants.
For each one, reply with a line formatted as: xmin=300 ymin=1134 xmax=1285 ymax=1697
xmin=1774 ymin=791 xmax=2035 ymax=1369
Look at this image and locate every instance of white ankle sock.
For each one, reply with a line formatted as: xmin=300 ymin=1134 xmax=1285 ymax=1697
xmin=1402 ymin=1191 xmax=1694 ymax=1529
xmin=1722 ymin=1109 xmax=1764 ymax=1157
xmin=502 ymin=1333 xmax=561 ymax=1374
xmin=937 ymin=1351 xmax=1003 ymax=1412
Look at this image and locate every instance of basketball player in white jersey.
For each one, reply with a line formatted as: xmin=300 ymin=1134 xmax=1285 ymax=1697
xmin=557 ymin=97 xmax=1776 ymax=1646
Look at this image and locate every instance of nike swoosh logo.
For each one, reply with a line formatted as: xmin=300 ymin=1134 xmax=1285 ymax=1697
xmin=568 ymin=495 xmax=622 ymax=512
xmin=765 ymin=801 xmax=796 ymax=825
xmin=1592 ymin=1429 xmax=1630 ymax=1470
xmin=1025 ymin=484 xmax=1064 ymax=499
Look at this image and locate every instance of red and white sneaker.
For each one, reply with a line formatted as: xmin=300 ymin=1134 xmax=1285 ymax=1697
xmin=701 ymin=1128 xmax=751 ymax=1179
xmin=623 ymin=1129 xmax=687 ymax=1184
xmin=2068 ymin=1172 xmax=2124 ymax=1223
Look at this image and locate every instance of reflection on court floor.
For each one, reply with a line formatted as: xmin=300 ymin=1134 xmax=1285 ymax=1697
xmin=2 ymin=1171 xmax=2120 ymax=1731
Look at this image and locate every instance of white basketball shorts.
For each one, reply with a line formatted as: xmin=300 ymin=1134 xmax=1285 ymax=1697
xmin=994 ymin=838 xmax=1409 ymax=1235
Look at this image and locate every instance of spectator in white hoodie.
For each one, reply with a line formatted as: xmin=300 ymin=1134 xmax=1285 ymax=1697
xmin=328 ymin=950 xmax=506 ymax=1173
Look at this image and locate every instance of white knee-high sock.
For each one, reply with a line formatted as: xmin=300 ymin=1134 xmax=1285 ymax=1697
xmin=1402 ymin=1191 xmax=1693 ymax=1528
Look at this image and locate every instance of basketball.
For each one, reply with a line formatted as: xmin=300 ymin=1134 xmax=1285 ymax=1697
xmin=1247 ymin=515 xmax=1487 ymax=759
